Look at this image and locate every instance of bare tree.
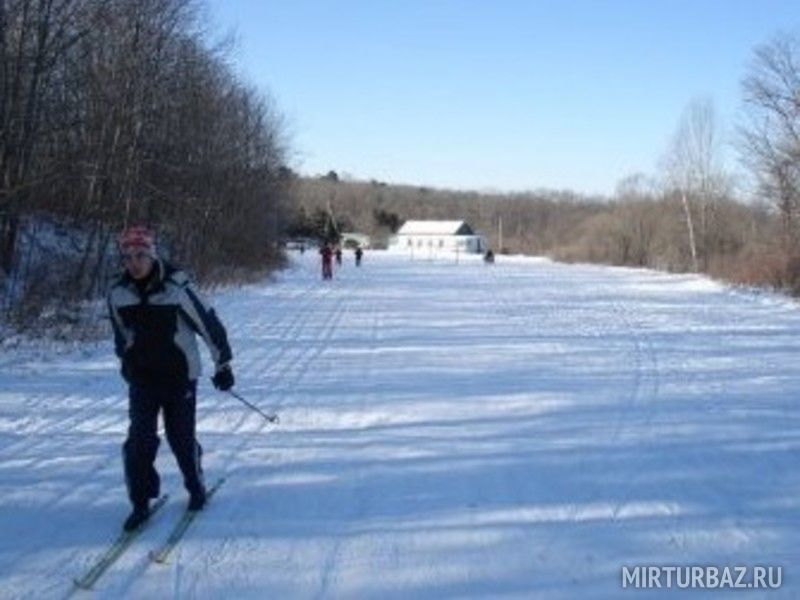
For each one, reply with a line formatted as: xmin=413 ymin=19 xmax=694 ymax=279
xmin=612 ymin=173 xmax=660 ymax=266
xmin=662 ymin=97 xmax=729 ymax=271
xmin=739 ymin=31 xmax=800 ymax=250
xmin=0 ymin=0 xmax=93 ymax=274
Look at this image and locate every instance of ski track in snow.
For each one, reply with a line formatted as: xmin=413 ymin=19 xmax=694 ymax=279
xmin=1 ymin=251 xmax=799 ymax=599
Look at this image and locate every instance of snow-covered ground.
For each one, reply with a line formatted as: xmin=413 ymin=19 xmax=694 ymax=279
xmin=1 ymin=251 xmax=798 ymax=599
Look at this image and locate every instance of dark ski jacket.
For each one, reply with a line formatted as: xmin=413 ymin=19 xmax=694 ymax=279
xmin=107 ymin=260 xmax=232 ymax=384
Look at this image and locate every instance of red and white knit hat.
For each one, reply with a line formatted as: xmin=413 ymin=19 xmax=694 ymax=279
xmin=118 ymin=225 xmax=157 ymax=256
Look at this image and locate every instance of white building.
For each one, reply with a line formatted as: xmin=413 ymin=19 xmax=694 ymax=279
xmin=388 ymin=220 xmax=487 ymax=255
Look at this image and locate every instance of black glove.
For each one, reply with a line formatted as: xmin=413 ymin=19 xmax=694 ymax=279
xmin=212 ymin=365 xmax=234 ymax=391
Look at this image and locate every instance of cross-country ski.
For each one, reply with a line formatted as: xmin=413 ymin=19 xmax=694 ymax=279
xmin=72 ymin=494 xmax=169 ymax=591
xmin=149 ymin=477 xmax=226 ymax=565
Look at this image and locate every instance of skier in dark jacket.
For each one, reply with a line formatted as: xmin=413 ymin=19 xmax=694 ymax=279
xmin=355 ymin=247 xmax=363 ymax=266
xmin=108 ymin=226 xmax=234 ymax=531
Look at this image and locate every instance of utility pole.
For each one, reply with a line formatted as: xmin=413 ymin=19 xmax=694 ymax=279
xmin=498 ymin=217 xmax=503 ymax=253
xmin=326 ymin=196 xmax=340 ymax=243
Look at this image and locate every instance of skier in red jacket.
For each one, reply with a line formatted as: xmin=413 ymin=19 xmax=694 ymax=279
xmin=320 ymin=244 xmax=334 ymax=280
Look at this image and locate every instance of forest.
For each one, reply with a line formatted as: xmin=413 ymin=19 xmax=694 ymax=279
xmin=1 ymin=0 xmax=290 ymax=330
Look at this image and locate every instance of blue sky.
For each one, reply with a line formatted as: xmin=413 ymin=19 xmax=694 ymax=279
xmin=207 ymin=1 xmax=798 ymax=196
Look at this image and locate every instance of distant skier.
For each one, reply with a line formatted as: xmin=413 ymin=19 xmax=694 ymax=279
xmin=484 ymin=249 xmax=495 ymax=264
xmin=320 ymin=244 xmax=334 ymax=279
xmin=107 ymin=226 xmax=235 ymax=531
xmin=335 ymin=247 xmax=343 ymax=266
xmin=355 ymin=247 xmax=363 ymax=267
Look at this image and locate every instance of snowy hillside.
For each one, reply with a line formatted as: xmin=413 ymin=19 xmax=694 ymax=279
xmin=1 ymin=251 xmax=798 ymax=598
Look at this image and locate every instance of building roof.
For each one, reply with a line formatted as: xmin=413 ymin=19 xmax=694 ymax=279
xmin=396 ymin=220 xmax=475 ymax=236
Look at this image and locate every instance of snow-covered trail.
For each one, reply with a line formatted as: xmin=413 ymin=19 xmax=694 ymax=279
xmin=1 ymin=251 xmax=799 ymax=598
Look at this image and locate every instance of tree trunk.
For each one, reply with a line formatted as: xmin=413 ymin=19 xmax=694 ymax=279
xmin=681 ymin=191 xmax=699 ymax=272
xmin=1 ymin=214 xmax=18 ymax=274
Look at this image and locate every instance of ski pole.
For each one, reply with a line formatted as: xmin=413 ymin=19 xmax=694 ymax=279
xmin=226 ymin=390 xmax=279 ymax=424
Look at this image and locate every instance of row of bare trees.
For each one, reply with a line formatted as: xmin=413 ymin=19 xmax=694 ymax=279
xmin=1 ymin=0 xmax=289 ymax=328
xmin=292 ymin=174 xmax=767 ymax=276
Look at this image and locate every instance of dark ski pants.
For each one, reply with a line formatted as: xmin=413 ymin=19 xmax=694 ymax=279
xmin=123 ymin=379 xmax=204 ymax=507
